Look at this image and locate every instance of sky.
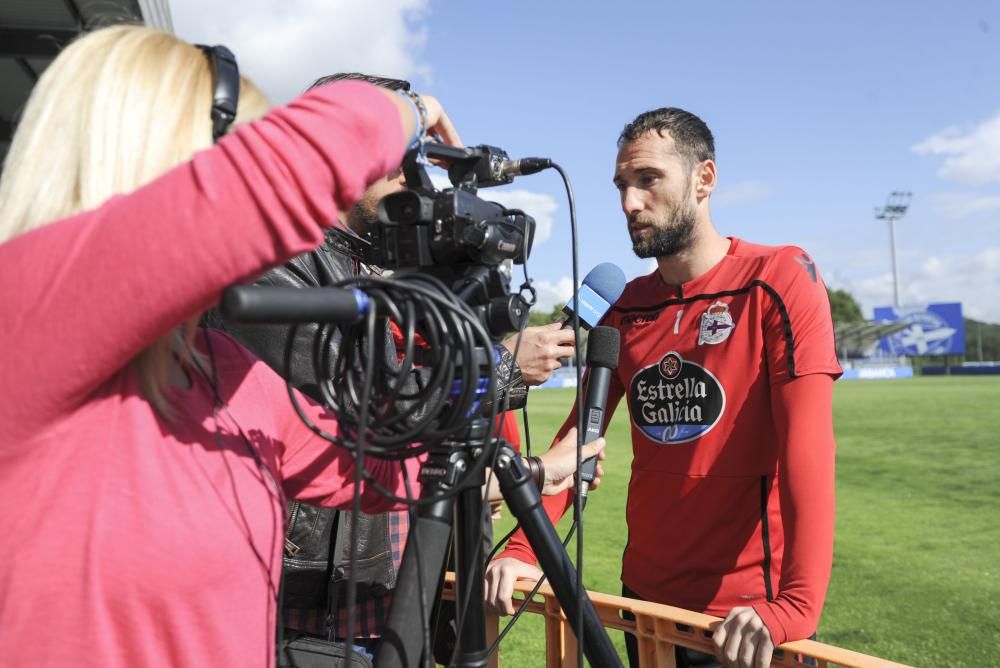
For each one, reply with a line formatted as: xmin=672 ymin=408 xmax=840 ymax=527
xmin=171 ymin=0 xmax=1000 ymax=323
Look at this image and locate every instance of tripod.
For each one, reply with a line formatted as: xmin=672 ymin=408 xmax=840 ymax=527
xmin=220 ymin=268 xmax=622 ymax=666
xmin=375 ymin=419 xmax=621 ymax=667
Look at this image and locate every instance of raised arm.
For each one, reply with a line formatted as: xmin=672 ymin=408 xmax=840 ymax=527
xmin=0 ymin=82 xmax=410 ymax=441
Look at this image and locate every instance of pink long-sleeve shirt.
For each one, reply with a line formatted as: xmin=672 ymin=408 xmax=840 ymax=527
xmin=0 ymin=81 xmax=419 ymax=667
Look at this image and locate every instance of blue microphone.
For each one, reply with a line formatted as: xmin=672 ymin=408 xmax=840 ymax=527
xmin=562 ymin=262 xmax=627 ymax=330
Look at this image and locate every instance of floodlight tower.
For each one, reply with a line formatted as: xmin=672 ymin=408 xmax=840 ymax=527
xmin=874 ymin=191 xmax=912 ymax=309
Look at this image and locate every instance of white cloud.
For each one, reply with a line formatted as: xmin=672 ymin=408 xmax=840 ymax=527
xmin=913 ymin=112 xmax=1000 ymax=186
xmin=923 ymin=192 xmax=1000 ymax=220
xmin=712 ymin=180 xmax=774 ymax=208
xmin=531 ymin=276 xmax=573 ymax=312
xmin=170 ymin=0 xmax=431 ymax=104
xmin=842 ymin=272 xmax=894 ymax=315
xmin=480 ymin=189 xmax=559 ymax=245
xmin=837 ymin=246 xmax=1000 ymax=324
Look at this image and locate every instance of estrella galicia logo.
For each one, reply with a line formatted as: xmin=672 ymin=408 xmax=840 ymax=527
xmin=629 ymin=352 xmax=726 ymax=444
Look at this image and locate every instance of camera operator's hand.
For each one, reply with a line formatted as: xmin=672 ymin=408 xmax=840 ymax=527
xmin=503 ymin=322 xmax=575 ymax=386
xmin=379 ymin=90 xmax=463 ymax=149
xmin=538 ymin=427 xmax=605 ymax=495
xmin=417 ymin=94 xmax=462 ymax=147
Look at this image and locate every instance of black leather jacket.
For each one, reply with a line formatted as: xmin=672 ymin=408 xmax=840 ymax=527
xmin=203 ymin=229 xmax=527 ymax=612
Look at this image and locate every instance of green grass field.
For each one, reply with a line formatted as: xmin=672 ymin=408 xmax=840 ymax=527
xmin=490 ymin=376 xmax=1000 ymax=667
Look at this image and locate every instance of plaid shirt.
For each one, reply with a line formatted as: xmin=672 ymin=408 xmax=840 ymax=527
xmin=284 ymin=509 xmax=410 ymax=640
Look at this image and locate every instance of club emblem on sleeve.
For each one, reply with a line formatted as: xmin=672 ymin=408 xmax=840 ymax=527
xmin=697 ymin=301 xmax=735 ymax=345
xmin=794 ymin=253 xmax=818 ymax=282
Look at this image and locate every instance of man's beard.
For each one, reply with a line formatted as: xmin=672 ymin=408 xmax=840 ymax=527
xmin=630 ymin=200 xmax=697 ymax=259
xmin=346 ymin=201 xmax=377 ymax=236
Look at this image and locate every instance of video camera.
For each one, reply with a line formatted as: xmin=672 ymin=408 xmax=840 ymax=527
xmin=372 ymin=143 xmax=536 ymax=269
xmin=355 ymin=142 xmax=542 ymax=338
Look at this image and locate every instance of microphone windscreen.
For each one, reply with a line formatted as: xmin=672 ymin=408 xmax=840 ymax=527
xmin=583 ymin=262 xmax=627 ymax=305
xmin=586 ymin=326 xmax=620 ymax=369
xmin=563 ymin=263 xmax=627 ymax=329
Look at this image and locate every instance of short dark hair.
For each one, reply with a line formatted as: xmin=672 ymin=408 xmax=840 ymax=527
xmin=618 ymin=107 xmax=715 ymax=168
xmin=308 ymin=73 xmax=411 ymax=92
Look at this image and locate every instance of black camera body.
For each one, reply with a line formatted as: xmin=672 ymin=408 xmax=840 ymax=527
xmin=372 ymin=143 xmax=535 ymax=272
xmin=377 ymin=187 xmax=533 ymax=268
xmin=363 ymin=143 xmax=538 ymax=338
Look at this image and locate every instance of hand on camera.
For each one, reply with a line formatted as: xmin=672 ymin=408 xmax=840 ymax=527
xmin=416 ymin=94 xmax=462 ymax=147
xmin=381 ymin=89 xmax=463 ymax=150
xmin=503 ymin=322 xmax=576 ymax=386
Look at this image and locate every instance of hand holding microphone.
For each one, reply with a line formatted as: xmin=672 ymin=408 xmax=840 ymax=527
xmin=504 ymin=321 xmax=575 ymax=385
xmin=502 ymin=262 xmax=625 ymax=384
xmin=530 ymin=427 xmax=606 ymax=495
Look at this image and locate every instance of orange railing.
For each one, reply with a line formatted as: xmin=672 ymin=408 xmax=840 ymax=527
xmin=441 ymin=575 xmax=911 ymax=668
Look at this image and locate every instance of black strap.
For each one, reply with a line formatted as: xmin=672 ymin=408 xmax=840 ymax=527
xmin=324 ymin=227 xmax=377 ymax=266
xmin=196 ymin=44 xmax=240 ymax=142
xmin=325 ymin=509 xmax=345 ymax=640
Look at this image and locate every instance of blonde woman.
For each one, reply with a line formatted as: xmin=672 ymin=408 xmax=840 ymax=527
xmin=0 ymin=25 xmax=452 ymax=667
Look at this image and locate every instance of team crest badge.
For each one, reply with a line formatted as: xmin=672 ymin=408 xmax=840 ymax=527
xmin=698 ymin=301 xmax=735 ymax=345
xmin=659 ymin=352 xmax=682 ymax=379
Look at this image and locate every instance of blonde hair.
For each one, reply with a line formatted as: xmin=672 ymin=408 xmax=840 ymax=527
xmin=0 ymin=25 xmax=271 ymax=414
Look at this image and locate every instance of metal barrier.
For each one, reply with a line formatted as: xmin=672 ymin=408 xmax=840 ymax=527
xmin=441 ymin=575 xmax=912 ymax=667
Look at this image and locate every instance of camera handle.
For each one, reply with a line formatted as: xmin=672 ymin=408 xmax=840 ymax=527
xmin=375 ymin=427 xmax=621 ymax=667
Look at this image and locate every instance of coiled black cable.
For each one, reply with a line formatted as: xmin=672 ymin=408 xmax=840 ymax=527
xmin=285 ymin=271 xmax=501 ymax=508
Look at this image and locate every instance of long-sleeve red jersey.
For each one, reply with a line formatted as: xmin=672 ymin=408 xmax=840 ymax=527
xmin=500 ymin=238 xmax=841 ymax=645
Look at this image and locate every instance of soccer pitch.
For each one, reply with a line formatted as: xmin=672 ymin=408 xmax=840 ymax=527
xmin=490 ymin=376 xmax=1000 ymax=667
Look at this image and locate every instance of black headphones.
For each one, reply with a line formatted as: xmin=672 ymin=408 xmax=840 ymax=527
xmin=196 ymin=44 xmax=240 ymax=143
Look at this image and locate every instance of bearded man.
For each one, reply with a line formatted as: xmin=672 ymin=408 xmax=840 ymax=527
xmin=486 ymin=107 xmax=841 ymax=668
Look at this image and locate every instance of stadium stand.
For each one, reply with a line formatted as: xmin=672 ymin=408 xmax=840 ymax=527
xmin=1 ymin=0 xmax=172 ymax=168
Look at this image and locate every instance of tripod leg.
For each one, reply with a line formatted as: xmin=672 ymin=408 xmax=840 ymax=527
xmin=451 ymin=483 xmax=490 ymax=667
xmin=495 ymin=445 xmax=622 ymax=667
xmin=376 ymin=489 xmax=454 ymax=668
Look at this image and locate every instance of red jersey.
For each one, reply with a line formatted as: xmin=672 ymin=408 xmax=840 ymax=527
xmin=502 ymin=238 xmax=841 ymax=644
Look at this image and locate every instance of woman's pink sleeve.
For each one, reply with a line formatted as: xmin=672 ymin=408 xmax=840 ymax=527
xmin=0 ymin=81 xmax=403 ymax=440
